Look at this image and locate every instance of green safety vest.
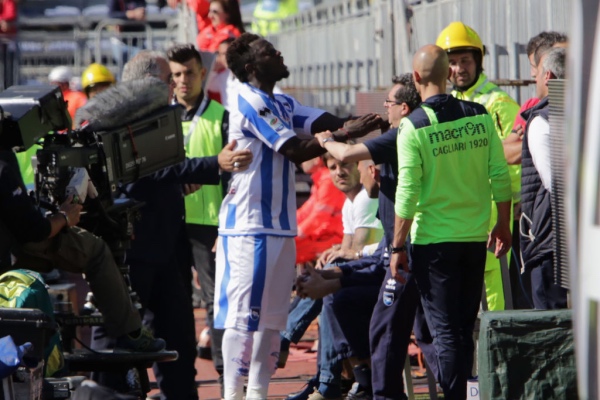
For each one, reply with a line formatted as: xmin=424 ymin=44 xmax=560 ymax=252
xmin=252 ymin=0 xmax=298 ymax=36
xmin=452 ymin=72 xmax=521 ymax=204
xmin=16 ymin=145 xmax=40 ymax=190
xmin=183 ymin=100 xmax=225 ymax=226
xmin=395 ymin=101 xmax=512 ymax=245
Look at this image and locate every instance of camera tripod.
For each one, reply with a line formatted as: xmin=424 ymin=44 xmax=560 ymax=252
xmin=53 ymin=198 xmax=177 ymax=399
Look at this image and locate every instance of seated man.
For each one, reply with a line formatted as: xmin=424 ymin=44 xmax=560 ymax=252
xmin=281 ymin=155 xmax=383 ymax=372
xmin=0 ymin=147 xmax=164 ymax=353
xmin=308 ymin=74 xmax=426 ymax=400
xmin=283 ymin=156 xmax=384 ymax=400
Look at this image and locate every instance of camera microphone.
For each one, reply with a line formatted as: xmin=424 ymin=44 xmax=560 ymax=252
xmin=74 ymin=77 xmax=170 ymax=131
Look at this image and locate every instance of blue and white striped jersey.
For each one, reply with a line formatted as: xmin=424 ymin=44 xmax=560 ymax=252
xmin=218 ymin=83 xmax=325 ymax=236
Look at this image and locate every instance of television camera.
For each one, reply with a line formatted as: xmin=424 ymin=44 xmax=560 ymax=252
xmin=0 ymin=82 xmax=184 ymax=349
xmin=0 ymin=84 xmax=185 ymax=213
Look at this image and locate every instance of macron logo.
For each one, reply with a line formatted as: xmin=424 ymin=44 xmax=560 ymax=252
xmin=12 ymin=187 xmax=22 ymax=197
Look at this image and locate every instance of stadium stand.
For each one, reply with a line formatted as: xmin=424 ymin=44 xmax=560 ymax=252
xmin=3 ymin=0 xmax=179 ymax=85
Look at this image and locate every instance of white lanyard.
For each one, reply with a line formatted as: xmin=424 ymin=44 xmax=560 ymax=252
xmin=184 ymin=95 xmax=210 ymax=147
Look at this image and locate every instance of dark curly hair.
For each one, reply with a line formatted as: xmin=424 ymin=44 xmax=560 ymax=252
xmin=392 ymin=73 xmax=421 ymax=111
xmin=226 ymin=32 xmax=262 ymax=83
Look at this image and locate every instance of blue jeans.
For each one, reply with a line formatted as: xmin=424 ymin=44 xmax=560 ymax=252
xmin=281 ymin=296 xmax=323 ymax=350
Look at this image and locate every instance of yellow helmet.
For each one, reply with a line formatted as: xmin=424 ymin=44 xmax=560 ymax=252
xmin=436 ymin=21 xmax=484 ymax=55
xmin=81 ymin=63 xmax=115 ymax=93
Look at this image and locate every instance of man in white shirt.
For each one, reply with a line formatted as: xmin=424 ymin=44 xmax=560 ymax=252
xmin=520 ymin=47 xmax=567 ymax=310
xmin=316 ymin=155 xmax=383 ymax=267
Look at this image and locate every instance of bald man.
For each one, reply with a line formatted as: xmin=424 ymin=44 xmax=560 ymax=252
xmin=390 ymin=45 xmax=512 ymax=400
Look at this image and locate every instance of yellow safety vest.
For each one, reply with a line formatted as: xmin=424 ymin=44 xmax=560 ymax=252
xmin=183 ymin=100 xmax=226 ymax=226
xmin=452 ymin=72 xmax=521 ymax=203
xmin=252 ymin=0 xmax=299 ymax=36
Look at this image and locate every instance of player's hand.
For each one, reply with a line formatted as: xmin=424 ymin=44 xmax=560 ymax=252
xmin=344 ymin=113 xmax=384 ymax=138
xmin=315 ymin=245 xmax=339 ymax=269
xmin=183 ymin=183 xmax=202 ymax=195
xmin=378 ymin=117 xmax=391 ymax=132
xmin=487 ymin=221 xmax=512 ymax=258
xmin=59 ymin=195 xmax=83 ymax=227
xmin=390 ymin=250 xmax=409 ymax=283
xmin=218 ymin=139 xmax=253 ymax=172
xmin=324 ymin=248 xmax=355 ymax=265
xmin=315 ymin=131 xmax=334 ymax=148
xmin=296 ymin=264 xmax=335 ymax=300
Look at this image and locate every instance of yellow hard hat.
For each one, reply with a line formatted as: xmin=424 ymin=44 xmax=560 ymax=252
xmin=81 ymin=63 xmax=115 ymax=92
xmin=436 ymin=21 xmax=484 ymax=55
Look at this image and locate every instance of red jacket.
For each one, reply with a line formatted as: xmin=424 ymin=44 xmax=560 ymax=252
xmin=197 ymin=23 xmax=241 ymax=52
xmin=296 ymin=166 xmax=345 ymax=241
xmin=0 ymin=0 xmax=17 ymax=34
xmin=513 ymin=97 xmax=541 ymax=131
xmin=63 ymin=89 xmax=87 ymax=122
xmin=186 ymin=0 xmax=211 ymax=33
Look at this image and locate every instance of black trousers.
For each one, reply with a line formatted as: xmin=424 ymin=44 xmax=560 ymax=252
xmin=411 ymin=242 xmax=486 ymax=400
xmin=91 ymin=249 xmax=198 ymax=400
xmin=522 ymin=255 xmax=568 ymax=310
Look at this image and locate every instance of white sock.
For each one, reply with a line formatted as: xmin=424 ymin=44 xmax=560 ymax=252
xmin=222 ymin=328 xmax=253 ymax=400
xmin=246 ymin=328 xmax=280 ymax=399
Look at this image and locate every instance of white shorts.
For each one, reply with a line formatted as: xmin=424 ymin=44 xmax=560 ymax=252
xmin=214 ymin=235 xmax=296 ymax=332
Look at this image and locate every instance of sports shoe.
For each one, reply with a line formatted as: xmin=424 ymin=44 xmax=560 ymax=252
xmin=344 ymin=382 xmax=372 ymax=400
xmin=307 ymin=388 xmax=342 ymax=400
xmin=287 ymin=375 xmax=319 ymax=400
xmin=197 ymin=327 xmax=212 ymax=359
xmin=115 ymin=326 xmax=166 ymax=352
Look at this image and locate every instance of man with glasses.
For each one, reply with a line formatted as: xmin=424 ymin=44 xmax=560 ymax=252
xmin=293 ymin=74 xmax=426 ymax=400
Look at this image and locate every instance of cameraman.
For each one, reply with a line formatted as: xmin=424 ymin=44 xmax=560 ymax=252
xmin=0 ymin=147 xmax=165 ymax=353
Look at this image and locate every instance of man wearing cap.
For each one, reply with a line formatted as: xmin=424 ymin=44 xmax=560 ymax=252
xmin=48 ymin=66 xmax=87 ymax=121
xmin=436 ymin=22 xmax=520 ymax=311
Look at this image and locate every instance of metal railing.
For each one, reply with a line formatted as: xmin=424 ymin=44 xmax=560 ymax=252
xmin=0 ymin=35 xmax=19 ymax=90
xmin=2 ymin=13 xmax=180 ymax=87
xmin=254 ymin=0 xmax=571 ymax=114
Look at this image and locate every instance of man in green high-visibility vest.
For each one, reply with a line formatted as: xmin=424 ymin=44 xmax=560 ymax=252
xmin=391 ymin=44 xmax=512 ymax=400
xmin=252 ymin=0 xmax=298 ymax=36
xmin=167 ymin=43 xmax=229 ymax=395
xmin=436 ymin=21 xmax=520 ymax=311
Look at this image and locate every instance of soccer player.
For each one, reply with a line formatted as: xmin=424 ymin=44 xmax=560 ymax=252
xmin=214 ymin=33 xmax=384 ymax=400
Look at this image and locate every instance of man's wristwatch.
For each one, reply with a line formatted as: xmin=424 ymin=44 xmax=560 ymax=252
xmin=321 ymin=137 xmax=335 ymax=144
xmin=56 ymin=211 xmax=70 ymax=227
xmin=389 ymin=244 xmax=407 ymax=254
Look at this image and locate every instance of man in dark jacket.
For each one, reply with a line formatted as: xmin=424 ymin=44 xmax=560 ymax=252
xmin=520 ymin=47 xmax=568 ymax=310
xmin=89 ymin=50 xmax=252 ymax=400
